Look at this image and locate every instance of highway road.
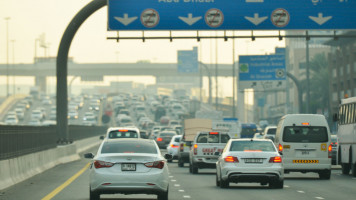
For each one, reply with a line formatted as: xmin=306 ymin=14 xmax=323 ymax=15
xmin=1 ymin=144 xmax=355 ymax=200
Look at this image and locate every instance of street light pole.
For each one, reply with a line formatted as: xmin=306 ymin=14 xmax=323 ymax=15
xmin=11 ymin=40 xmax=15 ymax=94
xmin=306 ymin=32 xmax=310 ymax=113
xmin=215 ymin=35 xmax=218 ymax=110
xmin=232 ymin=31 xmax=236 ymax=118
xmin=5 ymin=17 xmax=10 ymax=97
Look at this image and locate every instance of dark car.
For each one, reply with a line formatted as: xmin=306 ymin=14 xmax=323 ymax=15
xmin=155 ymin=131 xmax=177 ymax=149
xmin=331 ymin=135 xmax=338 ymax=165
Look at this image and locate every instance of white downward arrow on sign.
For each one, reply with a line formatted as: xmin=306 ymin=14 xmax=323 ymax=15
xmin=114 ymin=14 xmax=138 ymax=26
xmin=245 ymin=13 xmax=268 ymax=26
xmin=179 ymin=13 xmax=202 ymax=26
xmin=309 ymin=13 xmax=332 ymax=25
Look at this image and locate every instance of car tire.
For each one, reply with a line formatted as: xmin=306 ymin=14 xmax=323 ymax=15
xmin=167 ymin=159 xmax=172 ymax=163
xmin=192 ymin=164 xmax=198 ymax=174
xmin=178 ymin=159 xmax=184 ymax=167
xmin=89 ymin=188 xmax=100 ymax=200
xmin=351 ymin=162 xmax=356 ymax=177
xmin=216 ymin=173 xmax=220 ymax=187
xmin=220 ymin=177 xmax=229 ymax=188
xmin=341 ymin=163 xmax=351 ymax=175
xmin=270 ymin=179 xmax=284 ymax=189
xmin=319 ymin=170 xmax=331 ymax=180
xmin=157 ymin=187 xmax=168 ymax=200
xmin=189 ymin=163 xmax=192 ymax=173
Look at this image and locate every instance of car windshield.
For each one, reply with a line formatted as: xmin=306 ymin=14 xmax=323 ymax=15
xmin=108 ymin=130 xmax=138 ymax=138
xmin=266 ymin=128 xmax=276 ymax=135
xmin=282 ymin=126 xmax=328 ymax=143
xmin=230 ymin=141 xmax=276 ymax=152
xmin=101 ymin=141 xmax=157 ymax=154
xmin=196 ymin=133 xmax=230 ymax=143
xmin=160 ymin=132 xmax=176 ymax=137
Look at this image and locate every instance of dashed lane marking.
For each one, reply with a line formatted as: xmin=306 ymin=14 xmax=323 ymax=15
xmin=179 ymin=190 xmax=185 ymax=192
xmin=315 ymin=197 xmax=325 ymax=200
xmin=174 ymin=184 xmax=181 ymax=187
xmin=183 ymin=195 xmax=191 ymax=198
xmin=284 ymin=185 xmax=290 ymax=188
xmin=297 ymin=191 xmax=305 ymax=194
xmin=171 ymin=179 xmax=177 ymax=182
xmin=169 ymin=176 xmax=174 ymax=178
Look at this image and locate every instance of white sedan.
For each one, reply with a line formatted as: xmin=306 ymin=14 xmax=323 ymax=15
xmin=85 ymin=139 xmax=171 ymax=200
xmin=166 ymin=135 xmax=182 ymax=162
xmin=216 ymin=139 xmax=284 ymax=189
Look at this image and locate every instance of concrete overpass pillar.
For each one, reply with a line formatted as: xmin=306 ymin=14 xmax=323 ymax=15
xmin=35 ymin=76 xmax=47 ymax=94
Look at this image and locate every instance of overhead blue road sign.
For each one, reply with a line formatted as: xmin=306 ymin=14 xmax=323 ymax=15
xmin=178 ymin=47 xmax=198 ymax=73
xmin=238 ymin=54 xmax=286 ymax=90
xmin=108 ymin=0 xmax=356 ymax=30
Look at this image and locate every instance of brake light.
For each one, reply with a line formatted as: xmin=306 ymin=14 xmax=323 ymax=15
xmin=119 ymin=129 xmax=128 ymax=132
xmin=269 ymin=156 xmax=282 ymax=163
xmin=224 ymin=156 xmax=239 ymax=163
xmin=209 ymin=132 xmax=219 ymax=135
xmin=144 ymin=161 xmax=165 ymax=169
xmin=93 ymin=160 xmax=114 ymax=169
xmin=278 ymin=144 xmax=283 ymax=152
xmin=194 ymin=144 xmax=198 ymax=155
xmin=301 ymin=122 xmax=310 ymax=126
xmin=171 ymin=144 xmax=179 ymax=148
xmin=157 ymin=138 xmax=163 ymax=142
xmin=328 ymin=144 xmax=332 ymax=158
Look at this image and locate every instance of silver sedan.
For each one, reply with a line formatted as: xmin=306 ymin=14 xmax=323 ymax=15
xmin=216 ymin=139 xmax=284 ymax=189
xmin=85 ymin=139 xmax=172 ymax=200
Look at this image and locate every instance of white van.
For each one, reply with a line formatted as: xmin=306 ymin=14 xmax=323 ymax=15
xmin=274 ymin=114 xmax=332 ymax=179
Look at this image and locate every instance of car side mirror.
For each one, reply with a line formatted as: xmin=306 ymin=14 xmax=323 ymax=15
xmin=84 ymin=153 xmax=94 ymax=159
xmin=99 ymin=135 xmax=104 ymax=140
xmin=186 ymin=141 xmax=192 ymax=147
xmin=279 ymin=152 xmax=283 ymax=156
xmin=164 ymin=154 xmax=173 ymax=160
xmin=214 ymin=152 xmax=220 ymax=156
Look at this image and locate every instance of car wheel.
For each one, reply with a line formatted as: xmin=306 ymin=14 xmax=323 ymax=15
xmin=341 ymin=163 xmax=351 ymax=175
xmin=178 ymin=159 xmax=184 ymax=167
xmin=216 ymin=173 xmax=220 ymax=187
xmin=319 ymin=170 xmax=331 ymax=180
xmin=89 ymin=188 xmax=100 ymax=200
xmin=189 ymin=163 xmax=192 ymax=173
xmin=220 ymin=177 xmax=229 ymax=188
xmin=167 ymin=159 xmax=172 ymax=163
xmin=270 ymin=179 xmax=284 ymax=189
xmin=351 ymin=162 xmax=356 ymax=177
xmin=157 ymin=186 xmax=169 ymax=200
xmin=192 ymin=164 xmax=198 ymax=174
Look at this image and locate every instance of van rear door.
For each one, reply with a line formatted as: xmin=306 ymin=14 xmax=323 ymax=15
xmin=282 ymin=126 xmax=330 ymax=166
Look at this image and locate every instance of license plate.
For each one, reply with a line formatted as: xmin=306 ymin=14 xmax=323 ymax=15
xmin=293 ymin=160 xmax=319 ymax=163
xmin=244 ymin=158 xmax=263 ymax=163
xmin=301 ymin=151 xmax=309 ymax=155
xmin=121 ymin=163 xmax=136 ymax=171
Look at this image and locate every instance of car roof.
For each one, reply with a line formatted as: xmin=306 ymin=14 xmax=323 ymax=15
xmin=103 ymin=138 xmax=153 ymax=144
xmin=107 ymin=127 xmax=139 ymax=132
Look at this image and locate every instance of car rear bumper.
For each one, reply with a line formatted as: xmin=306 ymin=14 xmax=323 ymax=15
xmin=221 ymin=166 xmax=284 ymax=182
xmin=228 ymin=173 xmax=281 ymax=183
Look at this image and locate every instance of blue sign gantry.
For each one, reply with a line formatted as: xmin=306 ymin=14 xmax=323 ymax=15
xmin=108 ymin=0 xmax=356 ymax=30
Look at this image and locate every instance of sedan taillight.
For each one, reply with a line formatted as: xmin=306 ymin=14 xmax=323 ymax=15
xmin=144 ymin=160 xmax=165 ymax=169
xmin=224 ymin=156 xmax=239 ymax=163
xmin=269 ymin=156 xmax=282 ymax=163
xmin=94 ymin=160 xmax=114 ymax=169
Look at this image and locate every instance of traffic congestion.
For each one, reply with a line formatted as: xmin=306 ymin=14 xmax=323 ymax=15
xmin=1 ymin=90 xmax=355 ymax=200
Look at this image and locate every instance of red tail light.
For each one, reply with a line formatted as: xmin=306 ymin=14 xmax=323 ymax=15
xmin=157 ymin=138 xmax=163 ymax=142
xmin=209 ymin=132 xmax=219 ymax=135
xmin=144 ymin=161 xmax=165 ymax=169
xmin=278 ymin=144 xmax=283 ymax=152
xmin=269 ymin=156 xmax=282 ymax=163
xmin=94 ymin=160 xmax=114 ymax=169
xmin=224 ymin=156 xmax=239 ymax=163
xmin=328 ymin=144 xmax=332 ymax=158
xmin=171 ymin=144 xmax=179 ymax=148
xmin=194 ymin=144 xmax=198 ymax=155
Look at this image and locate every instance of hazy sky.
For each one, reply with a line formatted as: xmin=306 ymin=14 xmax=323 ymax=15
xmin=0 ymin=0 xmax=285 ymax=64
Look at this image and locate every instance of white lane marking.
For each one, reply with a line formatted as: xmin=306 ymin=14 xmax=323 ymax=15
xmin=284 ymin=185 xmax=290 ymax=188
xmin=315 ymin=197 xmax=324 ymax=200
xmin=171 ymin=179 xmax=177 ymax=182
xmin=179 ymin=190 xmax=185 ymax=192
xmin=169 ymin=176 xmax=174 ymax=178
xmin=352 ymin=178 xmax=356 ymax=180
xmin=174 ymin=184 xmax=181 ymax=187
xmin=183 ymin=195 xmax=191 ymax=198
xmin=297 ymin=191 xmax=305 ymax=194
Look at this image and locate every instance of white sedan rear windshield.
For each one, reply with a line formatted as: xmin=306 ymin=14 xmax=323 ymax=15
xmin=230 ymin=141 xmax=276 ymax=152
xmin=109 ymin=130 xmax=138 ymax=138
xmin=101 ymin=141 xmax=157 ymax=154
xmin=283 ymin=126 xmax=328 ymax=143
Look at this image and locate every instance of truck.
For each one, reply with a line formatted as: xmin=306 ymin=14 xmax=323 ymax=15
xmin=177 ymin=118 xmax=212 ymax=167
xmin=189 ymin=131 xmax=231 ymax=174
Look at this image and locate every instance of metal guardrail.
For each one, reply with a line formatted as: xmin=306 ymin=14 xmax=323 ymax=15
xmin=0 ymin=125 xmax=107 ymax=160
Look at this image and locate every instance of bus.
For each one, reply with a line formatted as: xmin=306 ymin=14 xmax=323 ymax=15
xmin=333 ymin=97 xmax=356 ymax=177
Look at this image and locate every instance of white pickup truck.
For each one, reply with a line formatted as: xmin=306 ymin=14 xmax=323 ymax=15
xmin=189 ymin=131 xmax=230 ymax=174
